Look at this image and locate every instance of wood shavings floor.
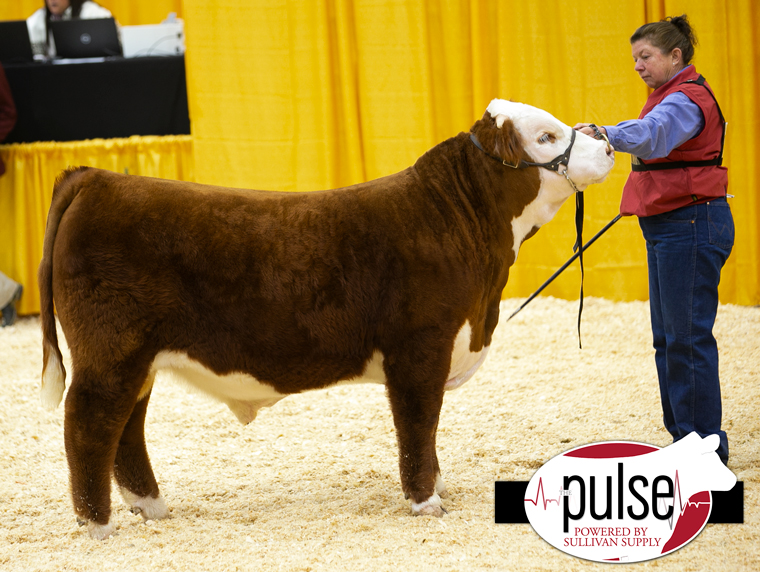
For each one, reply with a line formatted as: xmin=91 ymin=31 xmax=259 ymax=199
xmin=1 ymin=297 xmax=757 ymax=571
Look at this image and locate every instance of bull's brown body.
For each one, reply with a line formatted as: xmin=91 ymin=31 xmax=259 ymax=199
xmin=39 ymin=106 xmax=610 ymax=538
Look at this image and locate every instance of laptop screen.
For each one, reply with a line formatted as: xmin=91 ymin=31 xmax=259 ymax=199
xmin=0 ymin=20 xmax=35 ymax=64
xmin=50 ymin=18 xmax=122 ymax=59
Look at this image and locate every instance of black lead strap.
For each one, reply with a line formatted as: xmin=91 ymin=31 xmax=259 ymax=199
xmin=506 ymin=214 xmax=623 ymax=323
xmin=573 ymin=191 xmax=584 ymax=349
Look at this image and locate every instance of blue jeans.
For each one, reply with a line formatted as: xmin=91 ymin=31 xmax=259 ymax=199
xmin=638 ymin=198 xmax=734 ymax=463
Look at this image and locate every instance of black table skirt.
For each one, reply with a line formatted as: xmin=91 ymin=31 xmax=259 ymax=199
xmin=4 ymin=55 xmax=190 ymax=143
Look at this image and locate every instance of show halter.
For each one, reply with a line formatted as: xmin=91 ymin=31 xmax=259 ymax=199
xmin=469 ymin=128 xmax=578 ymax=182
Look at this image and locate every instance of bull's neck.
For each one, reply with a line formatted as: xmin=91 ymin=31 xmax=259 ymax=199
xmin=415 ymin=133 xmax=541 ymax=262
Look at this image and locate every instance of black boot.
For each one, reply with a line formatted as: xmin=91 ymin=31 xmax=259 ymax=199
xmin=1 ymin=284 xmax=22 ymax=327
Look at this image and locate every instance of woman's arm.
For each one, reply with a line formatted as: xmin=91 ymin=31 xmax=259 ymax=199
xmin=574 ymin=93 xmax=704 ymax=160
xmin=603 ymin=93 xmax=704 ymax=159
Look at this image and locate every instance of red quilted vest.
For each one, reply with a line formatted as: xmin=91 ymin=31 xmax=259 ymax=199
xmin=620 ymin=65 xmax=728 ymax=217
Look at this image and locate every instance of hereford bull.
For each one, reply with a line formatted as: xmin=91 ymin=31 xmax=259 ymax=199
xmin=39 ymin=99 xmax=614 ymax=539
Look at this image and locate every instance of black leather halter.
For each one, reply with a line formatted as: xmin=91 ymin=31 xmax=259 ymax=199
xmin=469 ymin=128 xmax=576 ymax=174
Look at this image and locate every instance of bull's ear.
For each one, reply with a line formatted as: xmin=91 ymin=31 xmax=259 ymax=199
xmin=494 ymin=117 xmax=524 ymax=167
xmin=470 ymin=113 xmax=524 ymax=167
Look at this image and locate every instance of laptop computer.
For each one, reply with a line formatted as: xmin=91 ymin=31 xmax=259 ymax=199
xmin=50 ymin=18 xmax=122 ymax=59
xmin=0 ymin=20 xmax=35 ymax=64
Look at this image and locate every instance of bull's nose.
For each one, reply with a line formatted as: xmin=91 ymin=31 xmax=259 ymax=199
xmin=606 ymin=145 xmax=615 ymax=161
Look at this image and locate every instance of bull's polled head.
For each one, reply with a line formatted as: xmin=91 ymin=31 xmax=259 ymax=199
xmin=474 ymin=99 xmax=615 ymax=204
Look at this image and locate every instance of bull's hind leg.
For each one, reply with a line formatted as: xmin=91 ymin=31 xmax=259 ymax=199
xmin=385 ymin=342 xmax=449 ymax=517
xmin=113 ymin=383 xmax=169 ymax=521
xmin=64 ymin=365 xmax=147 ymax=539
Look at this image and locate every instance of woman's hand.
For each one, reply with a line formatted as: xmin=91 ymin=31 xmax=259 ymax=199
xmin=573 ymin=123 xmax=608 ymax=140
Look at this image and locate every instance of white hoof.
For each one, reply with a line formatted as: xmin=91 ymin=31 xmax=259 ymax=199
xmin=411 ymin=493 xmax=446 ymax=517
xmin=120 ymin=488 xmax=169 ymax=520
xmin=87 ymin=520 xmax=115 ymax=540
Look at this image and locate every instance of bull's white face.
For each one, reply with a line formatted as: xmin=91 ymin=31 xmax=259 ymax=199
xmin=487 ymin=98 xmax=615 ymax=191
xmin=486 ymin=99 xmax=615 ymax=260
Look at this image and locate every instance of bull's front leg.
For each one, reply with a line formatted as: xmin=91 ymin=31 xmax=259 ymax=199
xmin=384 ymin=340 xmax=449 ymax=517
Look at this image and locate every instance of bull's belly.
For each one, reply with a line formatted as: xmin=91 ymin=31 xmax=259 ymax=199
xmin=148 ymin=350 xmax=389 ymax=424
xmin=147 ymin=322 xmax=487 ymax=424
xmin=149 ymin=351 xmax=288 ymax=424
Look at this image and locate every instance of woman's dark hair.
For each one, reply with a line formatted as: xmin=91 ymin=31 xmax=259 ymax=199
xmin=630 ymin=14 xmax=698 ymax=65
xmin=44 ymin=0 xmax=88 ymax=52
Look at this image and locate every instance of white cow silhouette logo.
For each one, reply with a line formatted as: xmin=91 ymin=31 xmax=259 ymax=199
xmin=525 ymin=433 xmax=736 ymax=563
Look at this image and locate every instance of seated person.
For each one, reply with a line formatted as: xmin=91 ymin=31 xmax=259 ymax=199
xmin=0 ymin=65 xmax=20 ymax=327
xmin=27 ymin=0 xmax=114 ymax=58
xmin=0 ymin=272 xmax=22 ymax=327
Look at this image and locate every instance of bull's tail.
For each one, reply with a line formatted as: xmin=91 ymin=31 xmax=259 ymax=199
xmin=38 ymin=166 xmax=89 ymax=410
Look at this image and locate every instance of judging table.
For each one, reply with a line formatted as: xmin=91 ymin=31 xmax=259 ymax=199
xmin=4 ymin=55 xmax=190 ymax=143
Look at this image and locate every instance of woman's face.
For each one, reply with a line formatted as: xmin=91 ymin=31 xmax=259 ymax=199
xmin=46 ymin=0 xmax=71 ymax=17
xmin=631 ymin=39 xmax=681 ymax=90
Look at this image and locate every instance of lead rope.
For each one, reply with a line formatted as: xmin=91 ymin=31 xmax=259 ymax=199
xmin=560 ymin=167 xmax=585 ymax=349
xmin=573 ymin=191 xmax=584 ymax=349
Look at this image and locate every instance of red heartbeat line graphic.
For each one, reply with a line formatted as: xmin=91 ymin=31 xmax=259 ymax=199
xmin=668 ymin=470 xmax=710 ymax=529
xmin=524 ymin=477 xmax=563 ymax=509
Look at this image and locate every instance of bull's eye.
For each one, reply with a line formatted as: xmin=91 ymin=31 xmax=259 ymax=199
xmin=538 ymin=133 xmax=555 ymax=144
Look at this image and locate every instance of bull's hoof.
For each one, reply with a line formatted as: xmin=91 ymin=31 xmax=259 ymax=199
xmin=87 ymin=520 xmax=115 ymax=540
xmin=411 ymin=493 xmax=446 ymax=517
xmin=120 ymin=488 xmax=169 ymax=521
xmin=415 ymin=504 xmax=447 ymax=517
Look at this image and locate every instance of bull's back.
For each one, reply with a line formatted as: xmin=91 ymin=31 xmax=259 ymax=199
xmin=52 ymin=169 xmax=415 ymax=389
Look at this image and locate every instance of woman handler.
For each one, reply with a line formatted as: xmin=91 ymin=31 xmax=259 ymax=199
xmin=575 ymin=15 xmax=733 ymax=464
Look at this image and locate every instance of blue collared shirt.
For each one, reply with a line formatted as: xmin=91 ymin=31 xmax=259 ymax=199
xmin=604 ymin=70 xmax=705 ymax=160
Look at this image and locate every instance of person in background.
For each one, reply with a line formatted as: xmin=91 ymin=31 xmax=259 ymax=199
xmin=27 ymin=0 xmax=113 ymax=58
xmin=575 ymin=15 xmax=733 ymax=465
xmin=0 ymin=62 xmax=22 ymax=327
xmin=0 ymin=63 xmax=16 ymax=176
xmin=0 ymin=272 xmax=22 ymax=327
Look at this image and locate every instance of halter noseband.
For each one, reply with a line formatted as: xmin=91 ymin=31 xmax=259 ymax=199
xmin=508 ymin=128 xmax=576 ymax=173
xmin=469 ymin=128 xmax=579 ymax=191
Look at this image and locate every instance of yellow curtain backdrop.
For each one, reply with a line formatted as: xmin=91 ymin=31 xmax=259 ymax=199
xmin=1 ymin=1 xmax=757 ymax=317
xmin=184 ymin=0 xmax=759 ymax=306
xmin=0 ymin=136 xmax=194 ymax=315
xmin=0 ymin=1 xmax=182 ymax=25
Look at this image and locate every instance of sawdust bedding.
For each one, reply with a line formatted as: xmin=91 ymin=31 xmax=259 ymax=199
xmin=0 ymin=297 xmax=757 ymax=572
